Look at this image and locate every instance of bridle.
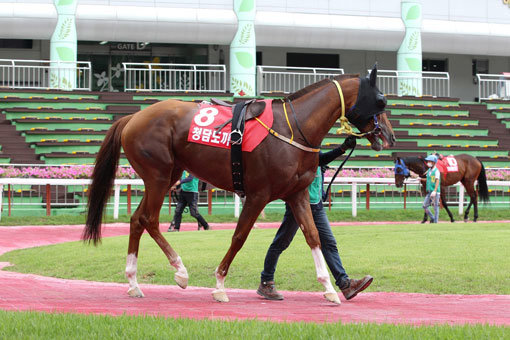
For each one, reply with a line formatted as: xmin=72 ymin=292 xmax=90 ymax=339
xmin=332 ymin=79 xmax=382 ymax=139
xmin=255 ymin=77 xmax=383 ymax=153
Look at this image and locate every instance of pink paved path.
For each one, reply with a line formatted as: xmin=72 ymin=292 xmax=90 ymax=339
xmin=1 ymin=223 xmax=509 ymax=325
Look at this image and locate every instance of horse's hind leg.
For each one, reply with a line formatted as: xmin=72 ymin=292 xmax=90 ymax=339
xmin=143 ymin=176 xmax=189 ymax=288
xmin=213 ymin=196 xmax=267 ymax=302
xmin=287 ymin=190 xmax=340 ymax=305
xmin=462 ymin=179 xmax=476 ymax=222
xmin=125 ymin=173 xmax=187 ymax=298
xmin=126 ymin=195 xmax=147 ymax=297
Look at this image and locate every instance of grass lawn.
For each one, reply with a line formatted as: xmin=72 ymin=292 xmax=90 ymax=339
xmin=1 ymin=207 xmax=509 ymax=226
xmin=1 ymin=222 xmax=509 ymax=295
xmin=0 ymin=311 xmax=507 ymax=340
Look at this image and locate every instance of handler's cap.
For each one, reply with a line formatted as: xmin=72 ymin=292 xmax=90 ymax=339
xmin=424 ymin=155 xmax=438 ymax=163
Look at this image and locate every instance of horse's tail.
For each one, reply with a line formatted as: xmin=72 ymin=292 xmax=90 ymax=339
xmin=477 ymin=160 xmax=490 ymax=204
xmin=83 ymin=115 xmax=133 ymax=245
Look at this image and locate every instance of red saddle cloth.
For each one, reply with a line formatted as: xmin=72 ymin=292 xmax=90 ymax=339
xmin=187 ymin=99 xmax=273 ymax=152
xmin=436 ymin=155 xmax=459 ymax=175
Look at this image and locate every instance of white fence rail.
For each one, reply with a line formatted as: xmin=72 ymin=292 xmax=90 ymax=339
xmin=1 ymin=177 xmax=508 ymax=221
xmin=123 ymin=63 xmax=226 ymax=92
xmin=477 ymin=73 xmax=510 ymax=101
xmin=257 ymin=66 xmax=344 ymax=95
xmin=372 ymin=70 xmax=450 ymax=97
xmin=0 ymin=59 xmax=91 ymax=91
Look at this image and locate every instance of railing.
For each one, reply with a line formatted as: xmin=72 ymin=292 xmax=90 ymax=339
xmin=257 ymin=66 xmax=344 ymax=95
xmin=371 ymin=70 xmax=450 ymax=97
xmin=0 ymin=59 xmax=91 ymax=91
xmin=477 ymin=73 xmax=510 ymax=102
xmin=1 ymin=177 xmax=508 ymax=221
xmin=123 ymin=63 xmax=227 ymax=92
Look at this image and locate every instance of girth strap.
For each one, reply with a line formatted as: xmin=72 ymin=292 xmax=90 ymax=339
xmin=230 ymin=102 xmax=248 ymax=197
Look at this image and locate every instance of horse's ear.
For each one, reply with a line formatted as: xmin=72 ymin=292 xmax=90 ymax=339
xmin=396 ymin=156 xmax=401 ymax=163
xmin=369 ymin=63 xmax=378 ymax=87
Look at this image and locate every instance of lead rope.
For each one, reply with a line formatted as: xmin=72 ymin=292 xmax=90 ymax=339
xmin=323 ymin=144 xmax=357 ymax=200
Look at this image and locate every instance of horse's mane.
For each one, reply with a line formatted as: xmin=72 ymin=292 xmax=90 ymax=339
xmin=402 ymin=156 xmax=426 ymax=175
xmin=286 ymin=74 xmax=359 ymax=101
xmin=402 ymin=156 xmax=423 ymax=165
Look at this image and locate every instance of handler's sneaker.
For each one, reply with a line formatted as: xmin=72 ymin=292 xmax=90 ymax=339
xmin=257 ymin=281 xmax=284 ymax=300
xmin=341 ymin=275 xmax=373 ymax=300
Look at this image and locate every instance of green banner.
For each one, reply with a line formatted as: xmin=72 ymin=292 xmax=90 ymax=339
xmin=397 ymin=0 xmax=422 ymax=96
xmin=50 ymin=0 xmax=78 ymax=90
xmin=230 ymin=0 xmax=256 ymax=97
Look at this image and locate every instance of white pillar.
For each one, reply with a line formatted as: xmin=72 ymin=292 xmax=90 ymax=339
xmin=351 ymin=182 xmax=357 ymax=217
xmin=113 ymin=184 xmax=120 ymax=219
xmin=234 ymin=194 xmax=241 ymax=218
xmin=458 ymin=184 xmax=464 ymax=216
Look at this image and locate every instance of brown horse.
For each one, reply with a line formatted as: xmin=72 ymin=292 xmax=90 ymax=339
xmin=83 ymin=65 xmax=395 ymax=304
xmin=394 ymin=154 xmax=489 ymax=222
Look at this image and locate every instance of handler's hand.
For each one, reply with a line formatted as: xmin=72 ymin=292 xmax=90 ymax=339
xmin=430 ymin=191 xmax=437 ymax=197
xmin=341 ymin=135 xmax=357 ymax=150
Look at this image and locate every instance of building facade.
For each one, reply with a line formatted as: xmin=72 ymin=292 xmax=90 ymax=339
xmin=0 ymin=0 xmax=509 ymax=99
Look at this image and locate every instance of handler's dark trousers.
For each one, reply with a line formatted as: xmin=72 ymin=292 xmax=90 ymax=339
xmin=173 ymin=191 xmax=209 ymax=230
xmin=260 ymin=203 xmax=350 ymax=290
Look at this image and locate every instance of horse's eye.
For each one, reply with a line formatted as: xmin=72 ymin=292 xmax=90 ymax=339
xmin=396 ymin=168 xmax=402 ymax=174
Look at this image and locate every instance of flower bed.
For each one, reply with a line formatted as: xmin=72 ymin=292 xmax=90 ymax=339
xmin=1 ymin=165 xmax=509 ymax=181
xmin=0 ymin=165 xmax=137 ymax=179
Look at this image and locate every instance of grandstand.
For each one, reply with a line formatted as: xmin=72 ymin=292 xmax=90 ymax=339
xmin=0 ymin=0 xmax=509 ymax=218
xmin=1 ymin=89 xmax=508 ymax=168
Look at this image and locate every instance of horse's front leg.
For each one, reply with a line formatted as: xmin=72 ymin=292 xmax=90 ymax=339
xmin=421 ymin=182 xmax=428 ymax=223
xmin=440 ymin=188 xmax=455 ymax=222
xmin=212 ymin=196 xmax=266 ymax=302
xmin=287 ymin=190 xmax=340 ymax=305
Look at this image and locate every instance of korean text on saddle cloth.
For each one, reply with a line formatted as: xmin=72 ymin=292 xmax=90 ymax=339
xmin=187 ymin=100 xmax=273 ymax=152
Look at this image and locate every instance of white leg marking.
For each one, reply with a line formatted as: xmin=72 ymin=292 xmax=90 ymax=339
xmin=125 ymin=253 xmax=144 ymax=297
xmin=170 ymin=256 xmax=189 ymax=289
xmin=311 ymin=247 xmax=340 ymax=304
xmin=212 ymin=267 xmax=229 ymax=302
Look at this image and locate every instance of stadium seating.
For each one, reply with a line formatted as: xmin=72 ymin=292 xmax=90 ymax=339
xmin=0 ymin=90 xmax=509 ymax=168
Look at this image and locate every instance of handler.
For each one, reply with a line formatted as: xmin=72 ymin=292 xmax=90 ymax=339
xmin=257 ymin=136 xmax=373 ymax=301
xmin=168 ymin=170 xmax=210 ymax=232
xmin=423 ymin=154 xmax=441 ymax=223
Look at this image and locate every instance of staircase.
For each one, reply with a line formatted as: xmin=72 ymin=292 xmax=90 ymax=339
xmin=0 ymin=113 xmax=43 ymax=164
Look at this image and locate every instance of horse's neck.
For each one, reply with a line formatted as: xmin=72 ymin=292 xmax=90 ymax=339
xmin=409 ymin=161 xmax=426 ymax=176
xmin=293 ymin=78 xmax=358 ymax=146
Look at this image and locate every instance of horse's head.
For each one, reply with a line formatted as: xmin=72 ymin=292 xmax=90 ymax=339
xmin=394 ymin=157 xmax=410 ymax=188
xmin=347 ymin=64 xmax=396 ymax=151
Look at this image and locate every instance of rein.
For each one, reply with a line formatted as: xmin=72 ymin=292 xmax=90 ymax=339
xmin=286 ymin=99 xmax=315 ymax=148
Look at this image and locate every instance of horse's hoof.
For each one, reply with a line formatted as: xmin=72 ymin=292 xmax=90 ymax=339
xmin=174 ymin=272 xmax=188 ymax=289
xmin=212 ymin=290 xmax=229 ymax=302
xmin=324 ymin=292 xmax=341 ymax=305
xmin=464 ymin=218 xmax=468 ymax=223
xmin=421 ymin=220 xmax=426 ymax=224
xmin=127 ymin=287 xmax=144 ymax=298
